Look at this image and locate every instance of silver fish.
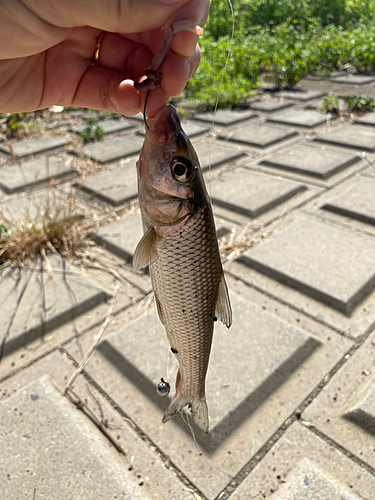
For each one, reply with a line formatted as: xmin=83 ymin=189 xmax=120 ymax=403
xmin=133 ymin=105 xmax=232 ymax=432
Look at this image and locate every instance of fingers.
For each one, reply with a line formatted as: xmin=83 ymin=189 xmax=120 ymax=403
xmin=159 ymin=45 xmax=200 ymax=96
xmin=90 ymin=30 xmax=200 ymax=109
xmin=68 ymin=66 xmax=141 ymax=115
xmin=43 ymin=0 xmax=195 ymax=33
xmin=167 ymin=0 xmax=210 ymax=48
xmin=66 ymin=54 xmax=195 ymax=118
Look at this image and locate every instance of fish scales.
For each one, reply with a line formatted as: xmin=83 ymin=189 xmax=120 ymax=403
xmin=151 ymin=203 xmax=222 ymax=401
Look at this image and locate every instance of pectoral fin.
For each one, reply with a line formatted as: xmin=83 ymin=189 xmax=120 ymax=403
xmin=133 ymin=227 xmax=159 ymax=270
xmin=215 ymin=274 xmax=232 ymax=328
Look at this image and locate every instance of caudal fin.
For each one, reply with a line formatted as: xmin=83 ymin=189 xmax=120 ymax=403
xmin=162 ymin=395 xmax=209 ymax=433
xmin=162 ymin=395 xmax=190 ymax=423
xmin=192 ymin=398 xmax=209 ymax=433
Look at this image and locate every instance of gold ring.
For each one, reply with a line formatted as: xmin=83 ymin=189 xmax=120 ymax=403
xmin=92 ymin=31 xmax=105 ymax=66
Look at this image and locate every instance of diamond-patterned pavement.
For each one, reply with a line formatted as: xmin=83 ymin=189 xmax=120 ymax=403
xmin=2 ymin=81 xmax=375 ymax=500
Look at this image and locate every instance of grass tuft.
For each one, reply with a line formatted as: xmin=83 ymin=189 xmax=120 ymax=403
xmin=0 ymin=185 xmax=91 ymax=266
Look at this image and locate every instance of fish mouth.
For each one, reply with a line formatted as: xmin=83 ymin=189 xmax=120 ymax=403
xmin=149 ymin=105 xmax=180 ymax=134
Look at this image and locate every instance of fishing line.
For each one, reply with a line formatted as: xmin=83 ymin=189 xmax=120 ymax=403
xmin=181 ymin=410 xmax=202 ymax=454
xmin=143 ymin=90 xmax=151 ymax=129
xmin=208 ymin=0 xmax=235 ymax=198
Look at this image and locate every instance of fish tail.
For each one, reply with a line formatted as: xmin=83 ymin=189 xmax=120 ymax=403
xmin=162 ymin=395 xmax=209 ymax=433
xmin=191 ymin=398 xmax=209 ymax=433
xmin=162 ymin=395 xmax=190 ymax=424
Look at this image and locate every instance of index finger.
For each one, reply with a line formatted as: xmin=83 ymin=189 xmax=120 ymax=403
xmin=168 ymin=0 xmax=210 ymax=57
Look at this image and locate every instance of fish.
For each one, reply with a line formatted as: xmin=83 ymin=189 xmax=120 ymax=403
xmin=133 ymin=105 xmax=232 ymax=432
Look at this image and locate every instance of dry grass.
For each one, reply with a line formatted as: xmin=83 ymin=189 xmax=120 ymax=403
xmin=219 ymin=223 xmax=268 ymax=267
xmin=0 ymin=181 xmax=139 ymax=268
xmin=0 ymin=212 xmax=87 ymax=264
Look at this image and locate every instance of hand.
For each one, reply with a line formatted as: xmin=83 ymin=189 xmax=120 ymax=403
xmin=0 ymin=0 xmax=209 ymax=117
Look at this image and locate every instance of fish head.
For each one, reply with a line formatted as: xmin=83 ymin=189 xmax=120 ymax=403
xmin=137 ymin=105 xmax=207 ymax=227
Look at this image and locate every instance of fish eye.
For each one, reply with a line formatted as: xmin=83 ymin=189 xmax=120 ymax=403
xmin=172 ymin=157 xmax=194 ymax=183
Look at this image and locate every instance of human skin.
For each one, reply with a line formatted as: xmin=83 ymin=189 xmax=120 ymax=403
xmin=0 ymin=0 xmax=210 ymax=116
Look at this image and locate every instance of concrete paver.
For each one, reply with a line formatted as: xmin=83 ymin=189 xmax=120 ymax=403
xmin=355 ymin=111 xmax=375 ymax=126
xmin=81 ymin=136 xmax=142 ymax=163
xmin=229 ymin=253 xmax=375 ymax=342
xmin=249 ymin=99 xmax=293 ymax=112
xmin=227 ymin=122 xmax=298 ymax=148
xmin=211 ymin=167 xmax=305 ymax=217
xmin=0 ymin=135 xmax=67 ymax=157
xmin=267 ymin=109 xmax=327 ymax=128
xmin=80 ymin=164 xmax=137 ymax=206
xmin=90 ymin=212 xmax=143 ymax=263
xmin=71 ymin=118 xmax=133 ymax=135
xmin=259 ymin=142 xmax=360 ymax=179
xmin=278 ymin=89 xmax=325 ymax=101
xmin=231 ymin=423 xmax=375 ymax=500
xmin=0 ymin=255 xmax=109 ymax=359
xmin=194 ymin=108 xmax=257 ymax=125
xmin=304 ymin=328 xmax=375 ymax=470
xmin=0 ymin=377 xmax=149 ymax=500
xmin=322 ymin=176 xmax=375 ymax=225
xmin=241 ymin=216 xmax=375 ymax=315
xmin=315 ymin=124 xmax=375 ymax=151
xmin=361 ymin=166 xmax=375 ymax=178
xmin=0 ymin=153 xmax=76 ymax=193
xmin=192 ymin=138 xmax=246 ymax=171
xmin=0 ymin=350 xmax=195 ymax=500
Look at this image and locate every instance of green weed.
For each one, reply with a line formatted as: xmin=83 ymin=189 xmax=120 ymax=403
xmin=78 ymin=117 xmax=104 ymax=143
xmin=344 ymin=95 xmax=375 ymax=112
xmin=320 ymin=95 xmax=340 ymax=113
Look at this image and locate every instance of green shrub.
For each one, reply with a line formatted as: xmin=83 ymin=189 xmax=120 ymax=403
xmin=320 ymin=95 xmax=340 ymax=113
xmin=344 ymin=95 xmax=375 ymax=112
xmin=186 ymin=36 xmax=261 ymax=108
xmin=345 ymin=0 xmax=375 ymax=25
xmin=256 ymin=23 xmax=313 ymax=88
